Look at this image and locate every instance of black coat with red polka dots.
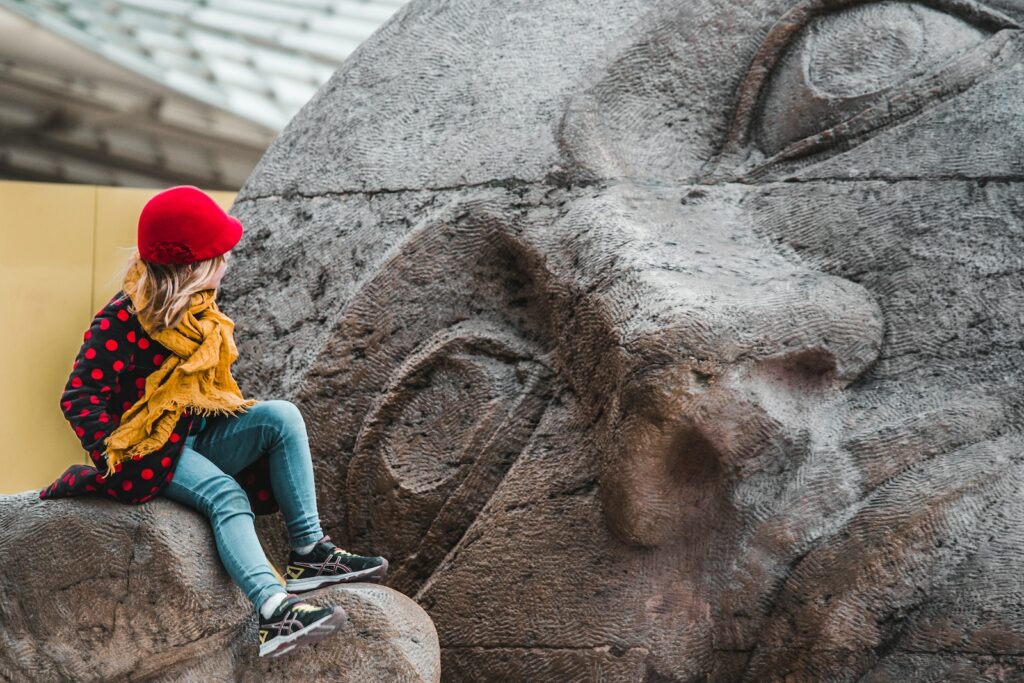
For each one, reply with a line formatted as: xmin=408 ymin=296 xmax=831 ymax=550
xmin=39 ymin=290 xmax=279 ymax=515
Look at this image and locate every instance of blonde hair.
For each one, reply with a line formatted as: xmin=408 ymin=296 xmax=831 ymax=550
xmin=115 ymin=248 xmax=228 ymax=333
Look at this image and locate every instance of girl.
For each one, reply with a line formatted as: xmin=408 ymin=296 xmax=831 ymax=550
xmin=40 ymin=185 xmax=389 ymax=659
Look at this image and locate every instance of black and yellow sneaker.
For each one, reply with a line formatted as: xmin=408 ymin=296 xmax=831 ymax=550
xmin=257 ymin=593 xmax=347 ymax=658
xmin=284 ymin=534 xmax=389 ymax=593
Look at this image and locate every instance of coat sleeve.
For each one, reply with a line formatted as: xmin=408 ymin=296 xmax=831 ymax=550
xmin=59 ymin=297 xmax=135 ymax=471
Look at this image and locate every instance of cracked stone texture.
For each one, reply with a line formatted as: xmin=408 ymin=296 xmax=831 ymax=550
xmin=215 ymin=0 xmax=1024 ymax=680
xmin=0 ymin=492 xmax=440 ymax=682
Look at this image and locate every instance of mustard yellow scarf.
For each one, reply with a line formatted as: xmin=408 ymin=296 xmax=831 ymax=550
xmin=102 ymin=261 xmax=258 ymax=477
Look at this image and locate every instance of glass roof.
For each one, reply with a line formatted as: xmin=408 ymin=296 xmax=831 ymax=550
xmin=0 ymin=0 xmax=407 ymax=187
xmin=0 ymin=0 xmax=407 ymax=129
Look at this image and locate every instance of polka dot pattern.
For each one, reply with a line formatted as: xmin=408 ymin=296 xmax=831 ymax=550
xmin=44 ymin=290 xmax=280 ymax=515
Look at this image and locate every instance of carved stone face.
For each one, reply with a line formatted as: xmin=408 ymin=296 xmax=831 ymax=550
xmin=226 ymin=0 xmax=1024 ymax=679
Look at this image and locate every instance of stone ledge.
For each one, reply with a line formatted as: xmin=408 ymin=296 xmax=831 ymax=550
xmin=0 ymin=491 xmax=439 ymax=682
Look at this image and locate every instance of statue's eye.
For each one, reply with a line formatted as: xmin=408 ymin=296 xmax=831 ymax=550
xmin=706 ymin=0 xmax=1021 ymax=179
xmin=757 ymin=2 xmax=990 ymax=154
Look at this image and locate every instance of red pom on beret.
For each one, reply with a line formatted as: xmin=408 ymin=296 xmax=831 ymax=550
xmin=138 ymin=185 xmax=243 ymax=265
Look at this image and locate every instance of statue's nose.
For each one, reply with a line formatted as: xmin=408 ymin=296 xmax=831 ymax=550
xmin=597 ymin=271 xmax=884 ymax=547
xmin=618 ymin=270 xmax=886 ymax=389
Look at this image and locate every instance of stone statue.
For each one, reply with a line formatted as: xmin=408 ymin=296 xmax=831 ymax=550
xmin=222 ymin=0 xmax=1024 ymax=679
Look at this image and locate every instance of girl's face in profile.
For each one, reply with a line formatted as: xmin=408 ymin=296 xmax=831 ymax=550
xmin=195 ymin=251 xmax=230 ymax=291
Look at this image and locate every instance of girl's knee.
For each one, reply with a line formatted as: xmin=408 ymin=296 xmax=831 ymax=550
xmin=254 ymin=399 xmax=304 ymax=427
xmin=254 ymin=400 xmax=306 ymax=444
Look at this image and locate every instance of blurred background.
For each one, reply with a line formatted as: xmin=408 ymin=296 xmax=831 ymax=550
xmin=1 ymin=0 xmax=407 ymax=494
xmin=0 ymin=0 xmax=407 ymax=188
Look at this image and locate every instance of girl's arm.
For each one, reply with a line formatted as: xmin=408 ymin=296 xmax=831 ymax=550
xmin=59 ymin=295 xmax=135 ymax=471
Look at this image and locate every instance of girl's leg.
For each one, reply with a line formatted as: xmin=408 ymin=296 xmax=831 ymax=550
xmin=191 ymin=399 xmax=325 ymax=550
xmin=160 ymin=443 xmax=287 ymax=612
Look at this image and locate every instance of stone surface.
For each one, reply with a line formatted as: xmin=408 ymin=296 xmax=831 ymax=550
xmin=0 ymin=492 xmax=440 ymax=682
xmin=215 ymin=0 xmax=1024 ymax=680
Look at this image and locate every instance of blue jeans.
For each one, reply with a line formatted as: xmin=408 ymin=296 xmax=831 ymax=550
xmin=159 ymin=399 xmax=324 ymax=613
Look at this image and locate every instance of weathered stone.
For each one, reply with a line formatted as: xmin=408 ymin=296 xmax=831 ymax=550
xmin=0 ymin=492 xmax=440 ymax=682
xmin=214 ymin=0 xmax=1024 ymax=680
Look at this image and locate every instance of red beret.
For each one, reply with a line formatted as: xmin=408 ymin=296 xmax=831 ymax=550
xmin=137 ymin=185 xmax=243 ymax=265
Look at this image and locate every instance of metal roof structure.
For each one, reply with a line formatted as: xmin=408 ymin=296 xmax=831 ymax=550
xmin=0 ymin=0 xmax=406 ymax=189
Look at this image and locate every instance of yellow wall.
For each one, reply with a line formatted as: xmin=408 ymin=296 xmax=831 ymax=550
xmin=0 ymin=180 xmax=237 ymax=495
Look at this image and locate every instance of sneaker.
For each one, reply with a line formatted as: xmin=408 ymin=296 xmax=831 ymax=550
xmin=257 ymin=593 xmax=347 ymax=659
xmin=284 ymin=534 xmax=389 ymax=592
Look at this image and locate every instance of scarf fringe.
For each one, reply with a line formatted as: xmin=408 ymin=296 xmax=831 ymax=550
xmin=188 ymin=399 xmax=259 ymax=419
